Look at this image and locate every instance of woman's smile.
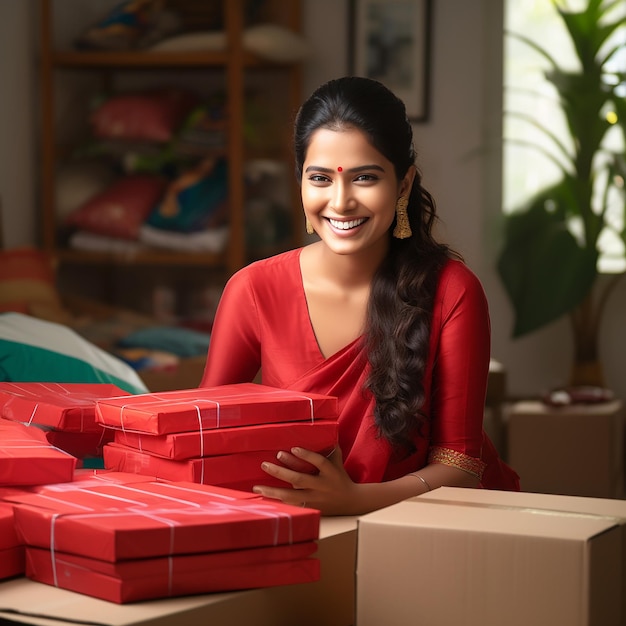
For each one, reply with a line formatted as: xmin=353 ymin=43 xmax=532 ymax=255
xmin=327 ymin=217 xmax=368 ymax=231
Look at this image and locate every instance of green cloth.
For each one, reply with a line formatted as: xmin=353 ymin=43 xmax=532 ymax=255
xmin=0 ymin=313 xmax=148 ymax=395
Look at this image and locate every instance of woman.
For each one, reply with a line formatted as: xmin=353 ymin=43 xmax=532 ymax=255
xmin=201 ymin=76 xmax=520 ymax=515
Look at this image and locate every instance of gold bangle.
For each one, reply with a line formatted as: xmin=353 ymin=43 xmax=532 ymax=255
xmin=409 ymin=472 xmax=432 ymax=492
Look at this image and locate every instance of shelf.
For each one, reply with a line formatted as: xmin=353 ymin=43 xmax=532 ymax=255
xmin=56 ymin=248 xmax=226 ymax=268
xmin=51 ymin=50 xmax=281 ymax=69
xmin=39 ymin=0 xmax=303 ymax=313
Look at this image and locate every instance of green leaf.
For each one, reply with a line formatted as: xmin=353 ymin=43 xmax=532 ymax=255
xmin=505 ymin=111 xmax=575 ymax=168
xmin=497 ymin=205 xmax=598 ymax=337
xmin=557 ymin=0 xmax=626 ymax=72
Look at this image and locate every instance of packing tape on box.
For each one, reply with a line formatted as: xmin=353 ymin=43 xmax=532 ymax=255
xmin=416 ymin=497 xmax=622 ymax=523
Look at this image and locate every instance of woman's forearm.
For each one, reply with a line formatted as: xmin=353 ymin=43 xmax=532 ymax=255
xmin=343 ymin=464 xmax=480 ymax=516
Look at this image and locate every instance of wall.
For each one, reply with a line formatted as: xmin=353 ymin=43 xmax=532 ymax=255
xmin=1 ymin=0 xmax=625 ymax=401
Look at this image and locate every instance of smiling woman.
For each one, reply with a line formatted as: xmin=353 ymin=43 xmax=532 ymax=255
xmin=201 ymin=77 xmax=520 ymax=516
xmin=300 ymin=126 xmax=412 ymax=258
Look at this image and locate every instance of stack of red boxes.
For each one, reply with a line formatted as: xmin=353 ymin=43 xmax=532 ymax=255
xmin=5 ymin=471 xmax=321 ymax=603
xmin=96 ymin=383 xmax=339 ymax=491
xmin=0 ymin=382 xmax=337 ymax=602
xmin=0 ymin=383 xmax=129 ymax=461
xmin=0 ymin=417 xmax=80 ymax=581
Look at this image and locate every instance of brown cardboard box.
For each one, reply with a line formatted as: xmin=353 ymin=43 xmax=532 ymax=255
xmin=507 ymin=399 xmax=624 ymax=498
xmin=419 ymin=486 xmax=626 ymax=625
xmin=0 ymin=516 xmax=357 ymax=626
xmin=356 ymin=493 xmax=621 ymax=626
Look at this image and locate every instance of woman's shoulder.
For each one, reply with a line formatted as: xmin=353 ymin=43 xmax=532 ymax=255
xmin=436 ymin=258 xmax=487 ymax=304
xmin=227 ymin=247 xmax=303 ymax=289
xmin=439 ymin=257 xmax=480 ymax=282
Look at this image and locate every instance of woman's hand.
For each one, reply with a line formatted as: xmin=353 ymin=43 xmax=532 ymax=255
xmin=252 ymin=447 xmax=481 ymax=516
xmin=252 ymin=446 xmax=362 ymax=516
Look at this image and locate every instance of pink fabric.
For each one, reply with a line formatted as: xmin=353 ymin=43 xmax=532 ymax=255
xmin=66 ymin=175 xmax=167 ymax=240
xmin=90 ymin=89 xmax=198 ymax=142
xmin=201 ymin=248 xmax=519 ymax=490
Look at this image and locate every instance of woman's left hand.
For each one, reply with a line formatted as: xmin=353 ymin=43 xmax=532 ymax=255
xmin=252 ymin=446 xmax=360 ymax=516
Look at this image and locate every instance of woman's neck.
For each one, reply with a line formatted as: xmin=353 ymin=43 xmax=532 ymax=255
xmin=310 ymin=239 xmax=388 ymax=291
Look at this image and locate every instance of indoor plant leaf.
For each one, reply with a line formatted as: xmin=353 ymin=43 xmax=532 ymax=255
xmin=497 ymin=197 xmax=598 ymax=337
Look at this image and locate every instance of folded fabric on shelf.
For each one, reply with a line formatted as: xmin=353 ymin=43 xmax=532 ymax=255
xmin=139 ymin=224 xmax=229 ymax=252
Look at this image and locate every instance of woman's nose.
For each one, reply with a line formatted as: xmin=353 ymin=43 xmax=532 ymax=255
xmin=330 ymin=181 xmax=353 ymax=212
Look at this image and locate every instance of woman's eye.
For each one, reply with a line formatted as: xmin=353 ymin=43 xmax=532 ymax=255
xmin=355 ymin=173 xmax=377 ymax=182
xmin=309 ymin=174 xmax=330 ymax=183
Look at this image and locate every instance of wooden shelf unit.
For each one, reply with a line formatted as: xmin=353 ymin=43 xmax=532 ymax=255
xmin=38 ymin=0 xmax=303 ymax=288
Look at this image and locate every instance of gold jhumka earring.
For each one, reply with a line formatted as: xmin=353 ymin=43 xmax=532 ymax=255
xmin=392 ymin=197 xmax=411 ymax=239
xmin=306 ymin=218 xmax=314 ymax=235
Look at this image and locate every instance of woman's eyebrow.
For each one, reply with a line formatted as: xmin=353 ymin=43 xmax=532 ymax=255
xmin=304 ymin=164 xmax=386 ymax=173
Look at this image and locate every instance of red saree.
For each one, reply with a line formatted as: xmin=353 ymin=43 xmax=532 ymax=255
xmin=201 ymin=248 xmax=519 ymax=490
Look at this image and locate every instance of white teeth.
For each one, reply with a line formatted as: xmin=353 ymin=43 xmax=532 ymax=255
xmin=329 ymin=218 xmax=366 ymax=230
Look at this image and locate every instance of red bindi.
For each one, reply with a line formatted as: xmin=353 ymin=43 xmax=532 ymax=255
xmin=337 ymin=166 xmax=343 ymax=172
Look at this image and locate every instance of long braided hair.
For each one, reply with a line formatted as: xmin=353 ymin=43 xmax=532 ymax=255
xmin=294 ymin=77 xmax=458 ymax=453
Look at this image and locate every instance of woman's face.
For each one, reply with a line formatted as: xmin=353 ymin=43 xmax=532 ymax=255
xmin=301 ymin=127 xmax=414 ymax=257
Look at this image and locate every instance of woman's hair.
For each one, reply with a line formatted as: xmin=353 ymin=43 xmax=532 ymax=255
xmin=294 ymin=76 xmax=458 ymax=453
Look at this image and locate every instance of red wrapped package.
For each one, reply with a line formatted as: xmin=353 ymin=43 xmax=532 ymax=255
xmin=71 ymin=469 xmax=158 ymax=485
xmin=25 ymin=541 xmax=319 ymax=603
xmin=0 ymin=382 xmax=130 ymax=433
xmin=0 ymin=498 xmax=25 ymax=579
xmin=45 ymin=428 xmax=114 ymax=459
xmin=0 ymin=421 xmax=76 ymax=486
xmin=95 ymin=383 xmax=338 ymax=435
xmin=8 ymin=478 xmax=320 ymax=562
xmin=113 ymin=419 xmax=338 ymax=460
xmin=103 ymin=443 xmax=317 ymax=491
xmin=0 ymin=546 xmax=24 ymax=580
xmin=0 ymin=502 xmax=20 ymax=550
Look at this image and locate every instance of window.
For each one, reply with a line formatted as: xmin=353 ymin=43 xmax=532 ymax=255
xmin=503 ymin=0 xmax=626 ymax=272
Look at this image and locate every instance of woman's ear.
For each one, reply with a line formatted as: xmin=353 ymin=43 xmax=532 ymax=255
xmin=400 ymin=165 xmax=417 ymax=198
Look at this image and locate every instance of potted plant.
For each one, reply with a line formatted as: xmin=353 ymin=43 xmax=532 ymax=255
xmin=497 ymin=0 xmax=626 ymax=388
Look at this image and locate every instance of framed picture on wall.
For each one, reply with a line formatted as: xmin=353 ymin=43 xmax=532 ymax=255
xmin=349 ymin=0 xmax=432 ymax=122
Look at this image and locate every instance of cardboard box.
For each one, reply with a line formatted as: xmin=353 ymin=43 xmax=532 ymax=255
xmin=508 ymin=399 xmax=624 ymax=498
xmin=0 ymin=382 xmax=130 ymax=433
xmin=8 ymin=477 xmax=320 ymax=562
xmin=103 ymin=443 xmax=297 ymax=490
xmin=0 ymin=420 xmax=76 ymax=486
xmin=356 ymin=493 xmax=621 ymax=626
xmin=96 ymin=383 xmax=338 ymax=435
xmin=113 ymin=419 xmax=338 ymax=460
xmin=25 ymin=541 xmax=319 ymax=603
xmin=418 ymin=486 xmax=626 ymax=624
xmin=0 ymin=515 xmax=358 ymax=626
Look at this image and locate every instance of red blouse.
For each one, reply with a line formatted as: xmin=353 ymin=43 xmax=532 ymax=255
xmin=201 ymin=248 xmax=519 ymax=490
